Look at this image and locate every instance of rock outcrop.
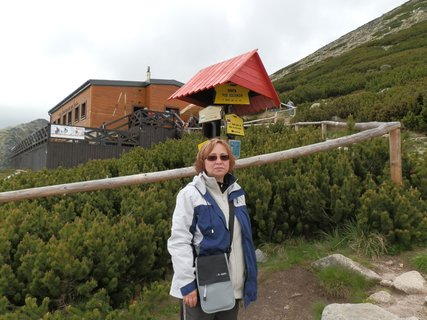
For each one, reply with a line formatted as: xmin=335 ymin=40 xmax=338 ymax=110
xmin=313 ymin=254 xmax=427 ymax=319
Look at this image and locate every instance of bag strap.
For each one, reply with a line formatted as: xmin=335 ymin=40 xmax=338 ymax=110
xmin=227 ymin=200 xmax=235 ymax=257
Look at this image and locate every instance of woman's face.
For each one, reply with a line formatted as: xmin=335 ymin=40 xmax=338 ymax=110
xmin=204 ymin=143 xmax=230 ymax=182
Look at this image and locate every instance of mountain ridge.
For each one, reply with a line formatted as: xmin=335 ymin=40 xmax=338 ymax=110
xmin=0 ymin=119 xmax=48 ymax=169
xmin=271 ymin=0 xmax=427 ymax=81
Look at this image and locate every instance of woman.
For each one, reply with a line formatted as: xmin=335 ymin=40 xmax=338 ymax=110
xmin=168 ymin=138 xmax=257 ymax=320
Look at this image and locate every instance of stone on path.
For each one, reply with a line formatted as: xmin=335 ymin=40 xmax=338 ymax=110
xmin=312 ymin=253 xmax=382 ymax=281
xmin=393 ymin=271 xmax=427 ymax=294
xmin=321 ymin=303 xmax=419 ymax=320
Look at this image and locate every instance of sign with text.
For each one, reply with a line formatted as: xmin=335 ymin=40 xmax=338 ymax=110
xmin=225 ymin=114 xmax=244 ymax=136
xmin=198 ymin=106 xmax=223 ymax=124
xmin=214 ymin=84 xmax=250 ymax=105
xmin=50 ymin=125 xmax=85 ymax=140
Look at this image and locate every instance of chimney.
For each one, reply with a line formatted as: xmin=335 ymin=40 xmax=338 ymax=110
xmin=146 ymin=66 xmax=151 ymax=82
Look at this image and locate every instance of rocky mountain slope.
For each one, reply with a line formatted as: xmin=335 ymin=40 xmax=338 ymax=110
xmin=271 ymin=0 xmax=427 ymax=81
xmin=0 ymin=119 xmax=48 ymax=169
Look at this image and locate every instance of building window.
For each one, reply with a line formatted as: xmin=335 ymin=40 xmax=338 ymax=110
xmin=62 ymin=114 xmax=66 ymax=124
xmin=75 ymin=106 xmax=80 ymax=123
xmin=67 ymin=111 xmax=72 ymax=125
xmin=81 ymin=102 xmax=86 ymax=119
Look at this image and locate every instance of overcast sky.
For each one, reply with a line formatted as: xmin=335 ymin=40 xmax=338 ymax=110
xmin=0 ymin=0 xmax=409 ymax=129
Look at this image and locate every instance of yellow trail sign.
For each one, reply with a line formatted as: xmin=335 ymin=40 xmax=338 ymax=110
xmin=225 ymin=114 xmax=244 ymax=136
xmin=214 ymin=84 xmax=249 ymax=105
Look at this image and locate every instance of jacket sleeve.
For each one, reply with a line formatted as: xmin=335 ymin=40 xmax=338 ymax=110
xmin=167 ymin=187 xmax=198 ymax=296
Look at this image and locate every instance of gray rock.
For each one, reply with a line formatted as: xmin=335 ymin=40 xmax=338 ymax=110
xmin=393 ymin=271 xmax=427 ymax=294
xmin=312 ymin=253 xmax=382 ymax=281
xmin=381 ymin=279 xmax=393 ymax=287
xmin=255 ymin=248 xmax=267 ymax=263
xmin=321 ymin=303 xmax=417 ymax=320
xmin=369 ymin=290 xmax=394 ymax=304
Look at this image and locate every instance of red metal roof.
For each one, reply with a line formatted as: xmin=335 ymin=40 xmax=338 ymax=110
xmin=169 ymin=49 xmax=280 ymax=116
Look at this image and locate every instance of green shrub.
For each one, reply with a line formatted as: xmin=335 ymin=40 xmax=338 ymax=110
xmin=0 ymin=123 xmax=426 ymax=317
xmin=356 ymin=183 xmax=427 ymax=251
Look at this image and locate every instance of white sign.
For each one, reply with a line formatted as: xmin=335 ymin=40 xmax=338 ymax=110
xmin=198 ymin=106 xmax=223 ymax=124
xmin=50 ymin=125 xmax=85 ymax=140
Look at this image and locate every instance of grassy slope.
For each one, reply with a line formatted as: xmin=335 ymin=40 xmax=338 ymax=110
xmin=272 ymin=19 xmax=427 ymax=123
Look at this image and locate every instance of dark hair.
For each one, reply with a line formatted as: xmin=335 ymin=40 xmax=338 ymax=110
xmin=194 ymin=138 xmax=236 ymax=174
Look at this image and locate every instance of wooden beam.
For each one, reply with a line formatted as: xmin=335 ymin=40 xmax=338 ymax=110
xmin=389 ymin=128 xmax=402 ymax=185
xmin=0 ymin=122 xmax=401 ymax=203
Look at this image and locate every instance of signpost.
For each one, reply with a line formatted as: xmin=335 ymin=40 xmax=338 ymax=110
xmin=225 ymin=114 xmax=244 ymax=136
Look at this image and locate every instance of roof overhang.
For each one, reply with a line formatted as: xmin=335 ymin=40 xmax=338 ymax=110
xmin=169 ymin=49 xmax=280 ymax=116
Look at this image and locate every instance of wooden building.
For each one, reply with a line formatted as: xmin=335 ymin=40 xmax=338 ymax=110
xmin=10 ymin=75 xmax=189 ymax=171
xmin=48 ymin=78 xmax=188 ymax=128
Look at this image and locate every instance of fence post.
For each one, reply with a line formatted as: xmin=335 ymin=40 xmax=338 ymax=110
xmin=389 ymin=128 xmax=402 ymax=185
xmin=321 ymin=123 xmax=327 ymax=140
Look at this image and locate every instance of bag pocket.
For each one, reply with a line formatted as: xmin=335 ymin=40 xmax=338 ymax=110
xmin=196 ymin=253 xmax=235 ymax=314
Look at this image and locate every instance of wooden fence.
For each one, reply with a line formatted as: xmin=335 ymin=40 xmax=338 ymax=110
xmin=9 ymin=109 xmax=183 ymax=171
xmin=0 ymin=121 xmax=401 ymax=203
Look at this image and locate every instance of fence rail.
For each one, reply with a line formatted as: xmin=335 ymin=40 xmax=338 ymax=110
xmin=10 ymin=109 xmax=184 ymax=159
xmin=0 ymin=121 xmax=401 ymax=203
xmin=10 ymin=126 xmax=50 ymax=156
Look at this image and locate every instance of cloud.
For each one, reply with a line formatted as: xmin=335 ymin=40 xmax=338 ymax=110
xmin=0 ymin=0 xmax=409 ymax=128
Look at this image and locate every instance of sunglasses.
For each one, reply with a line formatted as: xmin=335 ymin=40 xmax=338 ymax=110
xmin=206 ymin=154 xmax=230 ymax=161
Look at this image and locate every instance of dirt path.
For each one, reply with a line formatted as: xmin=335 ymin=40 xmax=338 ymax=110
xmin=238 ymin=266 xmax=344 ymax=320
xmin=238 ymin=256 xmax=427 ymax=320
xmin=370 ymin=257 xmax=427 ymax=319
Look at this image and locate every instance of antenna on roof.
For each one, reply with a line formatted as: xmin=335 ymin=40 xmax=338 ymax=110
xmin=146 ymin=66 xmax=151 ymax=82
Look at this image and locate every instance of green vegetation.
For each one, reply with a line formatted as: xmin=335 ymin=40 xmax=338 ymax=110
xmin=273 ymin=20 xmax=427 ymax=133
xmin=317 ymin=265 xmax=374 ymax=301
xmin=411 ymin=253 xmax=427 ymax=273
xmin=0 ymin=123 xmax=426 ymax=318
xmin=313 ymin=301 xmax=327 ymax=320
xmin=318 ymin=222 xmax=388 ymax=258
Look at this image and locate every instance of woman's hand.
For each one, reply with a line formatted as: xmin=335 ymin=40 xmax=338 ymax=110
xmin=183 ymin=289 xmax=198 ymax=308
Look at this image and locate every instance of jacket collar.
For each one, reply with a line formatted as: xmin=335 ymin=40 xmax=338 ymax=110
xmin=191 ymin=172 xmax=238 ymax=196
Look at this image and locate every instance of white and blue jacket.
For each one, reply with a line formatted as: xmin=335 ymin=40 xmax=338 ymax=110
xmin=168 ymin=172 xmax=257 ymax=307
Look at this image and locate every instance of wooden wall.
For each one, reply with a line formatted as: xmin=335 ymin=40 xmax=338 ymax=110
xmin=50 ymin=82 xmax=188 ymax=129
xmin=11 ymin=127 xmax=179 ymax=171
xmin=50 ymin=87 xmax=92 ymax=128
xmin=90 ymin=86 xmax=147 ymax=128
